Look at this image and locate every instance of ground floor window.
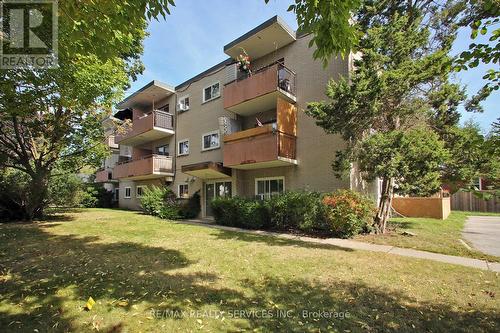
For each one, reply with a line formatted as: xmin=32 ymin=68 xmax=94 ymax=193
xmin=114 ymin=188 xmax=119 ymax=201
xmin=215 ymin=181 xmax=232 ymax=198
xmin=124 ymin=187 xmax=131 ymax=198
xmin=255 ymin=177 xmax=284 ymax=200
xmin=179 ymin=184 xmax=189 ymax=198
xmin=136 ymin=186 xmax=145 ymax=198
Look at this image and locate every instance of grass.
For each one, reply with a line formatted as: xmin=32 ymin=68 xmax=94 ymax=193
xmin=355 ymin=211 xmax=500 ymax=262
xmin=0 ymin=208 xmax=498 ymax=332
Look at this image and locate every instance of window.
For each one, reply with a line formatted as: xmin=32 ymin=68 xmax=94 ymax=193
xmin=215 ymin=181 xmax=232 ymax=198
xmin=114 ymin=188 xmax=119 ymax=201
xmin=178 ymin=139 xmax=189 ymax=156
xmin=203 ymin=82 xmax=220 ymax=103
xmin=124 ymin=187 xmax=131 ymax=198
xmin=156 ymin=144 xmax=169 ymax=156
xmin=107 ymin=172 xmax=112 ymax=180
xmin=158 ymin=104 xmax=169 ymax=112
xmin=255 ymin=177 xmax=284 ymax=200
xmin=177 ymin=95 xmax=190 ymax=112
xmin=178 ymin=184 xmax=189 ymax=199
xmin=202 ymin=130 xmax=220 ymax=151
xmin=136 ymin=186 xmax=145 ymax=198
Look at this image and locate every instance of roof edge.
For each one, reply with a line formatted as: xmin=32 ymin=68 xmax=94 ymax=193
xmin=117 ymin=80 xmax=175 ymax=109
xmin=223 ymin=15 xmax=296 ymax=52
xmin=175 ymin=58 xmax=234 ymax=90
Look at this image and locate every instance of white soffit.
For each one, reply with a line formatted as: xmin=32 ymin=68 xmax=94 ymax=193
xmin=224 ymin=16 xmax=296 ymax=59
xmin=117 ymin=80 xmax=175 ymax=109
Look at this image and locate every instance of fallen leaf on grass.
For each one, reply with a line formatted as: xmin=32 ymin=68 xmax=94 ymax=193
xmin=84 ymin=297 xmax=96 ymax=311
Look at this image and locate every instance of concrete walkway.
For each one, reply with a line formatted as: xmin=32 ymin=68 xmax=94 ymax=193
xmin=183 ymin=219 xmax=500 ymax=272
xmin=463 ymin=216 xmax=500 ymax=257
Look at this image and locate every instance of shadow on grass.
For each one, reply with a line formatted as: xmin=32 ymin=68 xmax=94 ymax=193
xmin=387 ymin=220 xmax=419 ymax=231
xmin=210 ymin=228 xmax=354 ymax=251
xmin=0 ymin=222 xmax=498 ymax=332
xmin=0 ymin=224 xmax=241 ymax=332
xmin=229 ymin=277 xmax=499 ymax=332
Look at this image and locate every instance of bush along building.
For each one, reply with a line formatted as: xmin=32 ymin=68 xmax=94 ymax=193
xmin=95 ymin=16 xmax=380 ymax=217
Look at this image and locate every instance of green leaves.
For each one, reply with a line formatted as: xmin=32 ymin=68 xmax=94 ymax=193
xmin=0 ymin=0 xmax=176 ymax=219
xmin=455 ymin=1 xmax=499 ymax=103
xmin=357 ymin=129 xmax=448 ymax=196
xmin=286 ymin=0 xmax=361 ymax=64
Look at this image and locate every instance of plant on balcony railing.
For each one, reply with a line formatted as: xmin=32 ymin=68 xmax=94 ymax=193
xmin=236 ymin=48 xmax=251 ymax=76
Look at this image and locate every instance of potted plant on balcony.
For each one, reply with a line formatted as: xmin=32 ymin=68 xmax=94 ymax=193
xmin=237 ymin=48 xmax=251 ymax=78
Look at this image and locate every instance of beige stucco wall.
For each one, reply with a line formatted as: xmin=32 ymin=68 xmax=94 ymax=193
xmin=168 ymin=34 xmax=352 ymax=217
xmin=118 ymin=178 xmax=169 ymax=210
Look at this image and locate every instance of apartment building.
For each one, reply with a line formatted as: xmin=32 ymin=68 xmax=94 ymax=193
xmin=96 ymin=16 xmax=377 ymax=217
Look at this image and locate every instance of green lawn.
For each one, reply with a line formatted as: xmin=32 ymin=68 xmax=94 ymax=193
xmin=0 ymin=209 xmax=499 ymax=332
xmin=355 ymin=211 xmax=500 ymax=262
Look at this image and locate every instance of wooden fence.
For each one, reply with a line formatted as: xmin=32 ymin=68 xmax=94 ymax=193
xmin=451 ymin=191 xmax=499 ymax=213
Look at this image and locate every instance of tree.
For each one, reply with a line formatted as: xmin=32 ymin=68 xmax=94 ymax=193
xmin=306 ymin=0 xmax=467 ymax=232
xmin=455 ymin=0 xmax=499 ymax=111
xmin=0 ymin=1 xmax=176 ymax=220
xmin=356 ymin=128 xmax=449 ymax=231
xmin=48 ymin=172 xmax=86 ymax=208
xmin=265 ymin=0 xmax=361 ymax=64
xmin=439 ymin=121 xmax=491 ymax=192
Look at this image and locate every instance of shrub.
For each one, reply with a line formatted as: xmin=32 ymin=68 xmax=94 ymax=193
xmin=178 ymin=191 xmax=201 ymax=219
xmin=211 ymin=190 xmax=375 ymax=238
xmin=49 ymin=173 xmax=85 ymax=207
xmin=267 ymin=191 xmax=327 ymax=232
xmin=80 ymin=184 xmax=114 ymax=208
xmin=140 ymin=186 xmax=180 ymax=219
xmin=0 ymin=169 xmax=31 ymax=221
xmin=211 ymin=197 xmax=269 ymax=229
xmin=322 ymin=190 xmax=376 ymax=238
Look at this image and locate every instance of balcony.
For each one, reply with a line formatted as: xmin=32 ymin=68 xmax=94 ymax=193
xmin=95 ymin=169 xmax=116 ymax=183
xmin=113 ymin=155 xmax=174 ymax=180
xmin=223 ymin=63 xmax=296 ymax=115
xmin=223 ymin=124 xmax=297 ymax=169
xmin=115 ymin=110 xmax=174 ymax=146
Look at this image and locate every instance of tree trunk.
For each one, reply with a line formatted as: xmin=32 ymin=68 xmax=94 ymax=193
xmin=24 ymin=170 xmax=50 ymax=220
xmin=373 ymin=176 xmax=394 ymax=234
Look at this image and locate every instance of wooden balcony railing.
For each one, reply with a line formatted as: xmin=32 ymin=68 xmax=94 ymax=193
xmin=224 ymin=63 xmax=296 ymax=110
xmin=113 ymin=155 xmax=173 ymax=179
xmin=95 ymin=169 xmax=114 ymax=182
xmin=223 ymin=124 xmax=296 ymax=167
xmin=115 ymin=110 xmax=174 ymax=144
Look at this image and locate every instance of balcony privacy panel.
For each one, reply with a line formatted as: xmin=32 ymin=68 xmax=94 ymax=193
xmin=277 ymin=97 xmax=297 ymax=136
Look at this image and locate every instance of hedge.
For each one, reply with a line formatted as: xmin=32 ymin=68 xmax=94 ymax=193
xmin=211 ymin=190 xmax=375 ymax=238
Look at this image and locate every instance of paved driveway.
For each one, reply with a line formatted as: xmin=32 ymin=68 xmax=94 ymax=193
xmin=463 ymin=216 xmax=500 ymax=256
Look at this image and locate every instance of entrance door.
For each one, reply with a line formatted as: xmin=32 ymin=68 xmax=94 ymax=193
xmin=205 ymin=181 xmax=232 ymax=217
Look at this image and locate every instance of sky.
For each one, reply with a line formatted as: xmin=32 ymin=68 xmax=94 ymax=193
xmin=127 ymin=0 xmax=498 ymax=132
